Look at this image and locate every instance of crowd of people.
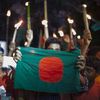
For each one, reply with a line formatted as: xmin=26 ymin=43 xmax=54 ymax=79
xmin=0 ymin=25 xmax=99 ymax=100
xmin=0 ymin=2 xmax=100 ymax=99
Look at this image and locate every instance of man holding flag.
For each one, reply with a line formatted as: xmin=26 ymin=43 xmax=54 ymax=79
xmin=12 ymin=3 xmax=92 ymax=100
xmin=13 ymin=34 xmax=89 ymax=100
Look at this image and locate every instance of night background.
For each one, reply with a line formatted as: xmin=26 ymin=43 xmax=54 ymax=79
xmin=0 ymin=0 xmax=100 ymax=48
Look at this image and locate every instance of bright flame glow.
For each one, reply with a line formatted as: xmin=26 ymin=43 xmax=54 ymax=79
xmin=77 ymin=35 xmax=81 ymax=39
xmin=42 ymin=20 xmax=48 ymax=27
xmin=72 ymin=28 xmax=77 ymax=35
xmin=67 ymin=18 xmax=74 ymax=24
xmin=87 ymin=14 xmax=92 ymax=20
xmin=82 ymin=4 xmax=87 ymax=8
xmin=6 ymin=10 xmax=11 ymax=17
xmin=58 ymin=30 xmax=64 ymax=37
xmin=14 ymin=20 xmax=23 ymax=29
xmin=53 ymin=33 xmax=57 ymax=38
xmin=25 ymin=2 xmax=29 ymax=6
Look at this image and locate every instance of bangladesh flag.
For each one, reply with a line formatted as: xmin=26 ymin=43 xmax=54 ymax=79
xmin=14 ymin=47 xmax=82 ymax=93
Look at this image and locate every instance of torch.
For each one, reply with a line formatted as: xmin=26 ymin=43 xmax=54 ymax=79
xmin=81 ymin=4 xmax=92 ymax=56
xmin=6 ymin=10 xmax=11 ymax=55
xmin=24 ymin=1 xmax=33 ymax=47
xmin=67 ymin=18 xmax=75 ymax=50
xmin=43 ymin=0 xmax=49 ymax=40
xmin=8 ymin=20 xmax=23 ymax=56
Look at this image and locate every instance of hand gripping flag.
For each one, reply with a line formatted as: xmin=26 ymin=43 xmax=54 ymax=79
xmin=14 ymin=47 xmax=82 ymax=93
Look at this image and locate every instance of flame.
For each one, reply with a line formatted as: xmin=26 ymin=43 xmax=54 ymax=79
xmin=14 ymin=20 xmax=23 ymax=29
xmin=67 ymin=18 xmax=74 ymax=24
xmin=86 ymin=14 xmax=92 ymax=20
xmin=25 ymin=2 xmax=29 ymax=6
xmin=6 ymin=10 xmax=11 ymax=17
xmin=53 ymin=33 xmax=57 ymax=38
xmin=77 ymin=35 xmax=81 ymax=39
xmin=82 ymin=4 xmax=87 ymax=8
xmin=72 ymin=28 xmax=77 ymax=35
xmin=58 ymin=30 xmax=64 ymax=37
xmin=41 ymin=20 xmax=48 ymax=27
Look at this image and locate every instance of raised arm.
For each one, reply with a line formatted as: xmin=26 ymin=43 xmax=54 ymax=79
xmin=81 ymin=4 xmax=92 ymax=56
xmin=81 ymin=29 xmax=92 ymax=56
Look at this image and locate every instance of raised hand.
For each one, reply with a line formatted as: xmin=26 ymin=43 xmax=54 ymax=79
xmin=25 ymin=29 xmax=33 ymax=47
xmin=76 ymin=55 xmax=86 ymax=71
xmin=13 ymin=47 xmax=22 ymax=62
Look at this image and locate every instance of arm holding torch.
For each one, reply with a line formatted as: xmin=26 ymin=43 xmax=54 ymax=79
xmin=81 ymin=4 xmax=92 ymax=56
xmin=76 ymin=4 xmax=92 ymax=71
xmin=8 ymin=29 xmax=17 ymax=56
xmin=40 ymin=0 xmax=49 ymax=48
xmin=76 ymin=5 xmax=92 ymax=90
xmin=67 ymin=18 xmax=75 ymax=51
xmin=24 ymin=2 xmax=33 ymax=47
xmin=8 ymin=20 xmax=23 ymax=56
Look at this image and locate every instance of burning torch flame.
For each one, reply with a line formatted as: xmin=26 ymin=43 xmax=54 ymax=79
xmin=77 ymin=35 xmax=81 ymax=39
xmin=14 ymin=20 xmax=23 ymax=29
xmin=6 ymin=10 xmax=11 ymax=17
xmin=58 ymin=30 xmax=64 ymax=37
xmin=72 ymin=28 xmax=77 ymax=35
xmin=25 ymin=2 xmax=29 ymax=6
xmin=82 ymin=4 xmax=87 ymax=8
xmin=86 ymin=14 xmax=92 ymax=20
xmin=42 ymin=20 xmax=48 ymax=27
xmin=53 ymin=33 xmax=58 ymax=38
xmin=67 ymin=18 xmax=74 ymax=24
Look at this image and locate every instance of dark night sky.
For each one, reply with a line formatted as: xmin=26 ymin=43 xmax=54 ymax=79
xmin=0 ymin=0 xmax=100 ymax=47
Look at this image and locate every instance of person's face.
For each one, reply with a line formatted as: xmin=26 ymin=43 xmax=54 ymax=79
xmin=85 ymin=67 xmax=96 ymax=81
xmin=47 ymin=43 xmax=61 ymax=51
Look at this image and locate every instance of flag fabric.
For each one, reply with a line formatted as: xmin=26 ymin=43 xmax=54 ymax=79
xmin=14 ymin=47 xmax=82 ymax=93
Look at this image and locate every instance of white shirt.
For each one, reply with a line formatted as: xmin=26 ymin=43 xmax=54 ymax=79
xmin=2 ymin=56 xmax=16 ymax=69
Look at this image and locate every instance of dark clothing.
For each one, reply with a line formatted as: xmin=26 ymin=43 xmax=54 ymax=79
xmin=36 ymin=92 xmax=60 ymax=100
xmin=72 ymin=75 xmax=100 ymax=100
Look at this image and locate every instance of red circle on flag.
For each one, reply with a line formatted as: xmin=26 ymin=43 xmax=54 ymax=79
xmin=39 ymin=57 xmax=63 ymax=83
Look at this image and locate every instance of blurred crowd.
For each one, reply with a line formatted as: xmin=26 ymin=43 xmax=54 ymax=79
xmin=0 ymin=1 xmax=100 ymax=100
xmin=0 ymin=26 xmax=99 ymax=100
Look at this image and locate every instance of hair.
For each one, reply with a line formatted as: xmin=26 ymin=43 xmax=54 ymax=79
xmin=44 ymin=37 xmax=62 ymax=49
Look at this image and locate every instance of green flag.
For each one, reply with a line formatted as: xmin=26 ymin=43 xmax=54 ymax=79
xmin=14 ymin=47 xmax=82 ymax=93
